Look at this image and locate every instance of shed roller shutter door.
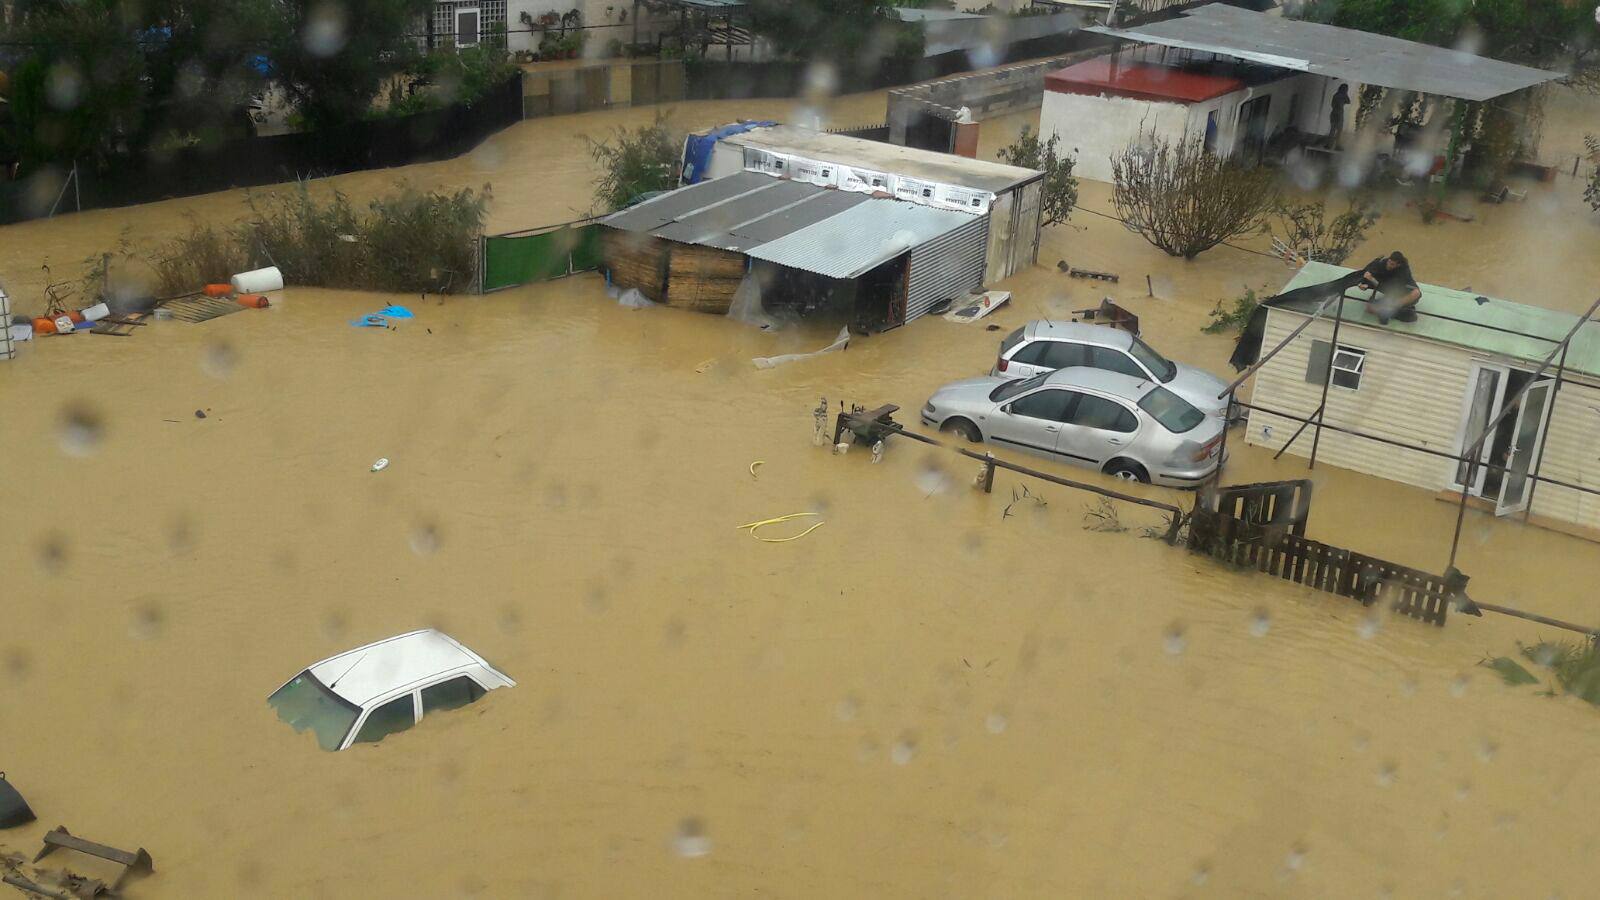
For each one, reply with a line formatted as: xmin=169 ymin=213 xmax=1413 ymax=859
xmin=906 ymin=213 xmax=989 ymax=324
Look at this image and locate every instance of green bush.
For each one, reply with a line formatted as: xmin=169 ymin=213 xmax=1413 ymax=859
xmin=584 ymin=112 xmax=682 ymax=213
xmin=1202 ymin=288 xmax=1262 ymax=335
xmin=151 ymin=182 xmax=489 ymax=295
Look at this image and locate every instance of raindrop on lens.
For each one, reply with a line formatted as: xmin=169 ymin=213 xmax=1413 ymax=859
xmin=891 ymin=733 xmax=918 ymax=765
xmin=1377 ymin=762 xmax=1396 ymax=787
xmin=410 ymin=522 xmax=441 ymax=556
xmin=202 ymin=340 xmax=238 ymax=378
xmin=304 ymin=3 xmax=349 ymax=57
xmin=835 ymin=695 xmax=859 ymax=722
xmin=985 ymin=712 xmax=1008 ymax=734
xmin=1163 ymin=623 xmax=1186 ymax=655
xmin=673 ymin=818 xmax=711 ymax=858
xmin=1248 ymin=607 xmax=1271 ymax=637
xmin=1358 ymin=613 xmax=1380 ymax=639
xmin=58 ymin=403 xmax=103 ymax=457
xmin=1450 ymin=674 xmax=1469 ymax=697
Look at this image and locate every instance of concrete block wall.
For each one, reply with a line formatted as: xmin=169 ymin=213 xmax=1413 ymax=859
xmin=887 ymin=46 xmax=1110 ymax=145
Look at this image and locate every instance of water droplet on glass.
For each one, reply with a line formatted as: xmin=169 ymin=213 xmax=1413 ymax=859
xmin=1400 ymin=676 xmax=1418 ymax=697
xmin=58 ymin=403 xmax=103 ymax=457
xmin=1450 ymin=674 xmax=1469 ymax=697
xmin=1192 ymin=861 xmax=1211 ymax=886
xmin=1163 ymin=623 xmax=1187 ymax=655
xmin=985 ymin=712 xmax=1008 ymax=734
xmin=673 ymin=818 xmax=711 ymax=858
xmin=1376 ymin=762 xmax=1396 ymax=787
xmin=1477 ymin=739 xmax=1498 ymax=763
xmin=1352 ymin=732 xmax=1369 ymax=752
xmin=129 ymin=599 xmax=165 ymax=640
xmin=1455 ymin=780 xmax=1471 ymax=801
xmin=37 ymin=534 xmax=68 ymax=574
xmin=1249 ymin=607 xmax=1271 ymax=637
xmin=45 ymin=62 xmax=84 ymax=110
xmin=1358 ymin=612 xmax=1381 ymax=639
xmin=4 ymin=647 xmax=32 ymax=680
xmin=202 ymin=340 xmax=237 ymax=378
xmin=891 ymin=732 xmax=918 ymax=765
xmin=1285 ymin=843 xmax=1307 ymax=872
xmin=835 ymin=695 xmax=859 ymax=722
xmin=304 ymin=3 xmax=348 ymax=57
xmin=409 ymin=522 xmax=441 ymax=556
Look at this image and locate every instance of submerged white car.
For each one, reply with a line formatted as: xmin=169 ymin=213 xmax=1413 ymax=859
xmin=269 ymin=629 xmax=515 ymax=751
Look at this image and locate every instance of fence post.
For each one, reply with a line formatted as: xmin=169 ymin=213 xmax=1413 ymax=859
xmin=981 ymin=452 xmax=996 ymax=494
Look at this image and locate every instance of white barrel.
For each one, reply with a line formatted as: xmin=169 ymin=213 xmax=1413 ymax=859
xmin=231 ymin=266 xmax=284 ymax=294
xmin=80 ymin=302 xmax=110 ymax=322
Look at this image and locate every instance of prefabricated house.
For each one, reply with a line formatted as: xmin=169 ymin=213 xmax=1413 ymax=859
xmin=599 ymin=170 xmax=996 ymax=330
xmin=1245 ymin=262 xmax=1600 ymax=540
xmin=1045 ymin=3 xmax=1560 ymax=183
xmin=681 ymin=123 xmax=1044 ymax=284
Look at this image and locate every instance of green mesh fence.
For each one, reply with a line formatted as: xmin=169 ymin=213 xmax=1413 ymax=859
xmin=481 ymin=223 xmax=601 ymax=292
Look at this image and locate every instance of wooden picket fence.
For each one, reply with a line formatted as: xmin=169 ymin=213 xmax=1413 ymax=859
xmin=1189 ymin=481 xmax=1456 ymax=626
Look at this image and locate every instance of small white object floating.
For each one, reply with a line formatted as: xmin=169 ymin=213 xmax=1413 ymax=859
xmin=231 ymin=266 xmax=284 ymax=294
xmin=371 ymin=458 xmax=389 ymax=472
xmin=943 ymin=290 xmax=1011 ymax=323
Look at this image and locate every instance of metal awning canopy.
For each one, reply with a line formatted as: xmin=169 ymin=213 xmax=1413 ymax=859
xmin=1087 ymin=3 xmax=1564 ymax=102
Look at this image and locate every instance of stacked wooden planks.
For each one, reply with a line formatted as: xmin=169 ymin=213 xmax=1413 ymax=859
xmin=600 ymin=228 xmax=669 ymax=302
xmin=663 ymin=244 xmax=745 ymax=314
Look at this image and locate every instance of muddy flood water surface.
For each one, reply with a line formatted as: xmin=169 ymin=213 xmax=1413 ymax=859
xmin=4 ymin=89 xmax=1600 ymax=898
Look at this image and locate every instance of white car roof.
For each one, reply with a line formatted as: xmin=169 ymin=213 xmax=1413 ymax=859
xmin=1025 ymin=320 xmax=1135 ymax=349
xmin=304 ymin=629 xmax=513 ymax=707
xmin=1039 ymin=366 xmax=1155 ymax=401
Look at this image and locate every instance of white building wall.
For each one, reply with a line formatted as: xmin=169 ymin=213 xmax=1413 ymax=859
xmin=504 ymin=0 xmax=676 ymax=55
xmin=1528 ymin=380 xmax=1600 ymax=531
xmin=1040 ymin=88 xmax=1193 ymax=183
xmin=1245 ymin=310 xmax=1473 ymax=491
xmin=1249 ymin=308 xmax=1600 ymax=534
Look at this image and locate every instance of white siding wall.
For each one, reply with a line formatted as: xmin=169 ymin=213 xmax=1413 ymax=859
xmin=1040 ymin=89 xmax=1192 ymax=182
xmin=1529 ymin=380 xmax=1600 ymax=531
xmin=1245 ymin=310 xmax=1472 ymax=491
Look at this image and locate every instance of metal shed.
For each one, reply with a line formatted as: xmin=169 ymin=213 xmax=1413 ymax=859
xmin=600 ymin=171 xmax=990 ymax=327
xmin=685 ymin=124 xmax=1044 ymax=284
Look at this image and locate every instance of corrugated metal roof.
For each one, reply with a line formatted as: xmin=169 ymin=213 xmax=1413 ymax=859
xmin=1275 ymin=262 xmax=1600 ymax=380
xmin=653 ymin=179 xmax=820 ymax=249
xmin=602 ymin=171 xmax=774 ymax=233
xmin=722 ymin=125 xmax=1038 ymax=194
xmin=746 ymin=200 xmax=980 ymax=280
xmin=1088 ymin=4 xmax=1562 ymax=102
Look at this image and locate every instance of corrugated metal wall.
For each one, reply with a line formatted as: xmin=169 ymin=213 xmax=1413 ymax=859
xmin=1245 ymin=309 xmax=1471 ymax=491
xmin=1529 ymin=380 xmax=1600 ymax=530
xmin=906 ymin=214 xmax=989 ymax=323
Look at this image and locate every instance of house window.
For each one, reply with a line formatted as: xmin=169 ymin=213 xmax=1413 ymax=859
xmin=1307 ymin=340 xmax=1366 ymax=389
xmin=455 ymin=7 xmax=481 ymax=47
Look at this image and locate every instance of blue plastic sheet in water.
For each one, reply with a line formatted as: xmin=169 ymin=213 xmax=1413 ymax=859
xmin=350 ymin=305 xmax=415 ymax=328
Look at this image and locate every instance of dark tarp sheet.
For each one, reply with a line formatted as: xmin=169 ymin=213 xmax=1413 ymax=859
xmin=1229 ymin=271 xmax=1368 ymax=370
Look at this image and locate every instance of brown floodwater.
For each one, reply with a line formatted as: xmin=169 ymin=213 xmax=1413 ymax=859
xmin=3 ymin=87 xmax=1600 ymax=898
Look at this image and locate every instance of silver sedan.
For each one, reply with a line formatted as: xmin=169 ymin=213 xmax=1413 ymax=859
xmin=920 ymin=367 xmax=1225 ymax=486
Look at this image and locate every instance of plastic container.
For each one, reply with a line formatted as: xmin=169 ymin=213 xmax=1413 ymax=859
xmin=236 ymin=294 xmax=270 ymax=309
xmin=203 ymin=283 xmax=235 ymax=297
xmin=33 ymin=317 xmax=57 ymax=335
xmin=80 ymin=302 xmax=110 ymax=322
xmin=231 ymin=266 xmax=284 ymax=294
xmin=53 ymin=315 xmax=75 ymax=334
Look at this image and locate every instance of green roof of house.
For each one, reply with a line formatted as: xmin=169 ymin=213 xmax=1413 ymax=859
xmin=1273 ymin=262 xmax=1600 ymax=381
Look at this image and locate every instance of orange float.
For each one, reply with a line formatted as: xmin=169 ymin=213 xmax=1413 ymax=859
xmin=203 ymin=283 xmax=234 ymax=297
xmin=235 ymin=294 xmax=270 ymax=309
xmin=32 ymin=317 xmax=57 ymax=335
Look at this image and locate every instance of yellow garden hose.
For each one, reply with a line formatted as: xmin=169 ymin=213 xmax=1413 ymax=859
xmin=736 ymin=512 xmax=824 ymax=543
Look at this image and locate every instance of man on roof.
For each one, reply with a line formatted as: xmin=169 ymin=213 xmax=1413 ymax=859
xmin=1359 ymin=251 xmax=1421 ymax=324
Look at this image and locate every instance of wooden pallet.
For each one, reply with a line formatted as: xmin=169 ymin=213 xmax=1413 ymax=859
xmin=90 ymin=312 xmax=149 ymax=336
xmin=159 ymin=296 xmax=243 ymax=324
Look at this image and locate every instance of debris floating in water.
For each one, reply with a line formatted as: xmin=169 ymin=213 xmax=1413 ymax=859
xmin=371 ymin=458 xmax=390 ymax=473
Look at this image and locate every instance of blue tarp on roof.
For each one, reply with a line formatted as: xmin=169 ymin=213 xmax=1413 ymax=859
xmin=682 ymin=121 xmax=776 ymax=185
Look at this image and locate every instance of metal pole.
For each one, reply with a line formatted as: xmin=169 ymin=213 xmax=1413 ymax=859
xmin=1216 ymin=290 xmax=1347 ymax=399
xmin=1447 ymin=457 xmax=1474 ymax=570
xmin=1307 ymin=288 xmax=1347 ymax=470
xmin=1521 ymin=340 xmax=1567 ymax=523
xmin=1270 ymin=401 xmax=1322 ymax=460
xmin=72 ymin=161 xmax=81 ymax=212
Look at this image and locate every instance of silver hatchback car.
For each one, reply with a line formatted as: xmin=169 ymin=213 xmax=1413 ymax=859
xmin=992 ymin=321 xmax=1231 ymax=419
xmin=921 ymin=367 xmax=1225 ymax=486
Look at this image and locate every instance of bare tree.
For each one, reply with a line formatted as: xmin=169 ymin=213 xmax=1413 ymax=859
xmin=1110 ymin=133 xmax=1280 ymax=260
xmin=1269 ymin=194 xmax=1381 ymax=265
